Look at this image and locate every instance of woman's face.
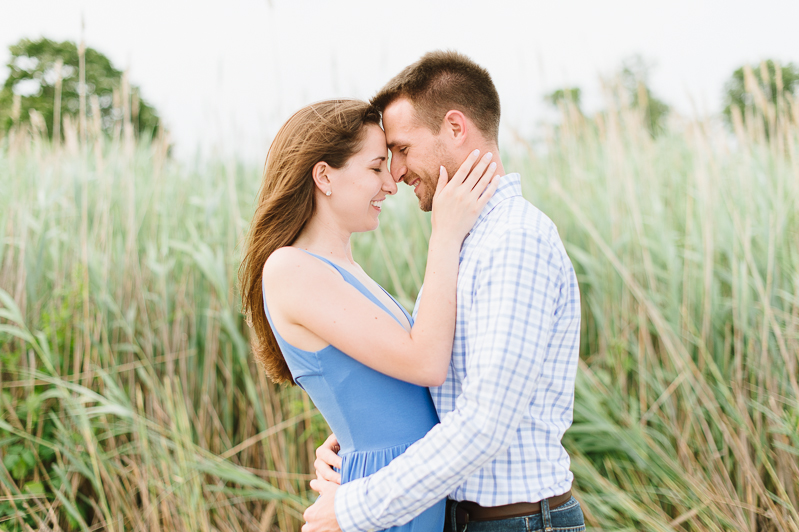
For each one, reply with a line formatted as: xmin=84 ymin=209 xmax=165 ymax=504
xmin=326 ymin=124 xmax=396 ymax=233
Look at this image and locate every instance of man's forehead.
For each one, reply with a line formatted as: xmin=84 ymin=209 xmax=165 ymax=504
xmin=383 ymin=98 xmax=422 ymax=146
xmin=383 ymin=124 xmax=403 ymax=149
xmin=382 ymin=120 xmax=408 ymax=149
xmin=383 ymin=99 xmax=416 ymax=127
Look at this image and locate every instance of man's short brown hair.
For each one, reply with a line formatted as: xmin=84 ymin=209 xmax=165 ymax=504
xmin=371 ymin=50 xmax=500 ymax=143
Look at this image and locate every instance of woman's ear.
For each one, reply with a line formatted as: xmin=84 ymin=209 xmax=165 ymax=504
xmin=312 ymin=161 xmax=332 ymax=195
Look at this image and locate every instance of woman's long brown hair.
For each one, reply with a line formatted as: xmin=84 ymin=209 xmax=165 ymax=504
xmin=239 ymin=100 xmax=381 ymax=384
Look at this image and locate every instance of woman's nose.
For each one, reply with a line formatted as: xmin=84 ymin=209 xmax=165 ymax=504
xmin=383 ymin=173 xmax=398 ymax=195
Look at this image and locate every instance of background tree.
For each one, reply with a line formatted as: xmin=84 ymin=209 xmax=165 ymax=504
xmin=722 ymin=59 xmax=799 ymax=128
xmin=616 ymin=55 xmax=670 ymax=137
xmin=546 ymin=87 xmax=583 ymax=113
xmin=0 ymin=37 xmax=159 ymax=140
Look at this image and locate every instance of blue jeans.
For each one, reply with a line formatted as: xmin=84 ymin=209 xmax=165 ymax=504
xmin=445 ymin=497 xmax=585 ymax=532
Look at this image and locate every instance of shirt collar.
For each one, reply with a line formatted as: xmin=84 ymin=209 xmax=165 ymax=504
xmin=471 ymin=173 xmax=522 ymax=232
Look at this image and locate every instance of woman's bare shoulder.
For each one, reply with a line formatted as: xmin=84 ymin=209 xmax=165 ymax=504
xmin=262 ymin=247 xmax=333 ymax=290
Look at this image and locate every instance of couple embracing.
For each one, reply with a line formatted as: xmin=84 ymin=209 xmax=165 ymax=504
xmin=239 ymin=51 xmax=585 ymax=532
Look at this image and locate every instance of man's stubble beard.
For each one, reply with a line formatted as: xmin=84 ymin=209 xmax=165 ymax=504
xmin=415 ymin=142 xmax=458 ymax=212
xmin=416 ymin=170 xmax=436 ymax=212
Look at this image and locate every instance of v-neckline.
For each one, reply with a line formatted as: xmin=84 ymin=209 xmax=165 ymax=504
xmin=348 ymin=273 xmax=412 ymax=332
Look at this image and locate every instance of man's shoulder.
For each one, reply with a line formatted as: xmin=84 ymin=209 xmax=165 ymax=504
xmin=480 ymin=195 xmax=562 ymax=249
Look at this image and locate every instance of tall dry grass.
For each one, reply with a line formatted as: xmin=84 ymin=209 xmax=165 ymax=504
xmin=0 ymin=77 xmax=326 ymax=529
xmin=0 ymin=63 xmax=797 ymax=531
xmin=512 ymin=68 xmax=799 ymax=531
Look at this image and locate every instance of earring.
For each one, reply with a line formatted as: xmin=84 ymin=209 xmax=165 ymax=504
xmin=325 ymin=190 xmax=331 ymax=196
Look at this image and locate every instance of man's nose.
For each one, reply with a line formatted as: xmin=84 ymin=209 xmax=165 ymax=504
xmin=390 ymin=160 xmax=406 ymax=183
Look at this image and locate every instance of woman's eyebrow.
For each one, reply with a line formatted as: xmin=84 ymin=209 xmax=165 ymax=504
xmin=370 ymin=156 xmax=387 ymax=163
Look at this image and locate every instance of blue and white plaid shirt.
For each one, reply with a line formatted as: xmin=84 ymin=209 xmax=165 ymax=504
xmin=335 ymin=173 xmax=581 ymax=531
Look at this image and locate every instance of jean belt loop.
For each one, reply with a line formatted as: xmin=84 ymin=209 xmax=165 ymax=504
xmin=541 ymin=497 xmax=553 ymax=532
xmin=450 ymin=501 xmax=469 ymax=532
xmin=460 ymin=503 xmax=469 ymax=532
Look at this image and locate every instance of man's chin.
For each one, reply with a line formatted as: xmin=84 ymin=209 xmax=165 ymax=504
xmin=418 ymin=196 xmax=433 ymax=212
xmin=408 ymin=178 xmax=433 ymax=211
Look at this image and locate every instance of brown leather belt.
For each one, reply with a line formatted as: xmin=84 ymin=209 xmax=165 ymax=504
xmin=445 ymin=490 xmax=572 ymax=525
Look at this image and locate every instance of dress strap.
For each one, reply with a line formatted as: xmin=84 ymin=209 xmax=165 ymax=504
xmin=299 ymin=250 xmax=349 ymax=280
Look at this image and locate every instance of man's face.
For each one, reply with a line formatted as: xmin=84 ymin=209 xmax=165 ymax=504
xmin=382 ymin=98 xmax=455 ymax=212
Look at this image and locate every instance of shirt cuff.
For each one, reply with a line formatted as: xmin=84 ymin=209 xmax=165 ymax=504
xmin=334 ymin=478 xmax=376 ymax=532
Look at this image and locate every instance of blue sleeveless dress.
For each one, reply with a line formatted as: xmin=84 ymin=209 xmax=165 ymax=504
xmin=262 ymin=251 xmax=445 ymax=532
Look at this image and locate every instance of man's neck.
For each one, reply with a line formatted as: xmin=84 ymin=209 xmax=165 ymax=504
xmin=465 ymin=143 xmax=505 ymax=177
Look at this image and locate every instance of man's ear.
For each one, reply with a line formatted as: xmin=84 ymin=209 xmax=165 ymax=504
xmin=312 ymin=161 xmax=332 ymax=194
xmin=442 ymin=110 xmax=468 ymax=147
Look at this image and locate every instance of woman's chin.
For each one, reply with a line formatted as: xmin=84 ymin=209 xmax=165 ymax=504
xmin=365 ymin=218 xmax=380 ymax=232
xmin=350 ymin=219 xmax=380 ymax=233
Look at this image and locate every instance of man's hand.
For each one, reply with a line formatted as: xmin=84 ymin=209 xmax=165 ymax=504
xmin=302 ymin=478 xmax=341 ymax=532
xmin=314 ymin=434 xmax=342 ymax=485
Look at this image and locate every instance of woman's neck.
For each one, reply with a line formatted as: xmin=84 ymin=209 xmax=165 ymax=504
xmin=292 ymin=215 xmax=355 ymax=264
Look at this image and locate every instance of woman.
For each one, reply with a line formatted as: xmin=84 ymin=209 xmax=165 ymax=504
xmin=239 ymin=99 xmax=498 ymax=531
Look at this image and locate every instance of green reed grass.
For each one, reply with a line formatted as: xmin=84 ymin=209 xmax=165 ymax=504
xmin=1 ymin=74 xmax=798 ymax=530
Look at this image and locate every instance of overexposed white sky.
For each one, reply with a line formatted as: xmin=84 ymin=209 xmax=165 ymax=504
xmin=3 ymin=0 xmax=798 ymax=160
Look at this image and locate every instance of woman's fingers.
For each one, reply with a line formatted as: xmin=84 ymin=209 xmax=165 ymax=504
xmin=469 ymin=162 xmax=497 ymax=199
xmin=430 ymin=148 xmax=500 ymax=239
xmin=434 ymin=165 xmax=448 ymax=199
xmin=449 ymin=149 xmax=482 ymax=185
xmin=461 ymin=152 xmax=494 ymax=190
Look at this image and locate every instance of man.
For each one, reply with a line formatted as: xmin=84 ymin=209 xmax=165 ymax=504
xmin=303 ymin=50 xmax=584 ymax=532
